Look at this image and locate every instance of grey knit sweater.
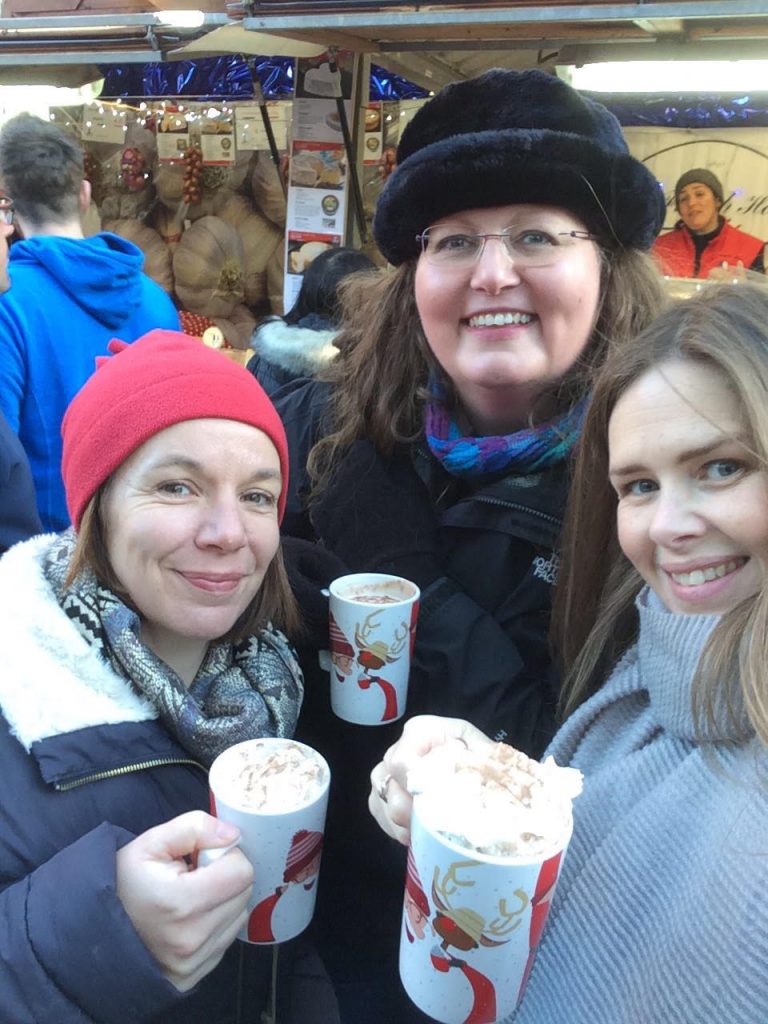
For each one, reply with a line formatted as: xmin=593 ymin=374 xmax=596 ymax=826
xmin=511 ymin=588 xmax=768 ymax=1024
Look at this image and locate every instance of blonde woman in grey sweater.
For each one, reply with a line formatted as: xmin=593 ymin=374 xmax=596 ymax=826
xmin=371 ymin=282 xmax=768 ymax=1024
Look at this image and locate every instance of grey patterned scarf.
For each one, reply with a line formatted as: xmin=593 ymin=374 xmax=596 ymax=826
xmin=43 ymin=530 xmax=303 ymax=766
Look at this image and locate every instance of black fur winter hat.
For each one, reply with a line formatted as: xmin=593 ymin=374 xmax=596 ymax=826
xmin=373 ymin=68 xmax=665 ymax=266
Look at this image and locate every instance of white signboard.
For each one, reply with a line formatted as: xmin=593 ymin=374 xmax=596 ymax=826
xmin=624 ymin=126 xmax=768 ymax=240
xmin=235 ymin=102 xmax=291 ymax=152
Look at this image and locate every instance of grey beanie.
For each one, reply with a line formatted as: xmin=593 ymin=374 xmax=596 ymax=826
xmin=372 ymin=68 xmax=665 ymax=266
xmin=674 ymin=168 xmax=724 ymax=209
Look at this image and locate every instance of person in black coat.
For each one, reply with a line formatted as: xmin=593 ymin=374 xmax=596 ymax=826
xmin=0 ymin=197 xmax=41 ymax=552
xmin=247 ymin=246 xmax=377 ymax=397
xmin=0 ymin=403 xmax=40 ymax=552
xmin=280 ymin=68 xmax=669 ymax=1023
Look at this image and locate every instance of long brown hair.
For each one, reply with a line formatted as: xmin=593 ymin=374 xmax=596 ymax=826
xmin=554 ymin=282 xmax=768 ymax=747
xmin=67 ymin=487 xmax=301 ymax=642
xmin=308 ymin=245 xmax=666 ymax=494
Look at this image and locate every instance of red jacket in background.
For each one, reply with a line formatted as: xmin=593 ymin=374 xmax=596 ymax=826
xmin=652 ymin=219 xmax=765 ymax=279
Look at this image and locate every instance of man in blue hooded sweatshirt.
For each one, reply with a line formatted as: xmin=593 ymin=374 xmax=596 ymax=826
xmin=0 ymin=114 xmax=180 ymax=531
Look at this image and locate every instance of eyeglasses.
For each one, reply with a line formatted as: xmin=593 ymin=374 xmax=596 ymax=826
xmin=416 ymin=225 xmax=599 ymax=269
xmin=0 ymin=197 xmax=13 ymax=225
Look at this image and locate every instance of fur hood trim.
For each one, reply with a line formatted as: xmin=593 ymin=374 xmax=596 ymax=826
xmin=250 ymin=320 xmax=338 ymax=377
xmin=0 ymin=535 xmax=156 ymax=751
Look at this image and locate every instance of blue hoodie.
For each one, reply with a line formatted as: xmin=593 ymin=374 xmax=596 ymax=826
xmin=0 ymin=232 xmax=179 ymax=531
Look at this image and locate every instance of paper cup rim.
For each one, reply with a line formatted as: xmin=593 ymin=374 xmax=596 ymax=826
xmin=209 ymin=738 xmax=330 ymax=816
xmin=329 ymin=572 xmax=421 ymax=606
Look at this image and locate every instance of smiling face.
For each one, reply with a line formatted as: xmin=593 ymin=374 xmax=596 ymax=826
xmin=677 ymin=182 xmax=721 ymax=235
xmin=608 ymin=360 xmax=768 ymax=615
xmin=102 ymin=418 xmax=282 ymax=676
xmin=414 ymin=203 xmax=603 ymax=434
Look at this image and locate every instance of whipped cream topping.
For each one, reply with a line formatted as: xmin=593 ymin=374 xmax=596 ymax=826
xmin=221 ymin=741 xmax=327 ymax=813
xmin=407 ymin=740 xmax=582 ymax=859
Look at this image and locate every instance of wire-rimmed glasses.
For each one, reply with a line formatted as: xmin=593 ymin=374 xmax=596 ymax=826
xmin=0 ymin=197 xmax=13 ymax=226
xmin=416 ymin=224 xmax=600 ymax=269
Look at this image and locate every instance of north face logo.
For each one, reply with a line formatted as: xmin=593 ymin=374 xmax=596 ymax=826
xmin=532 ymin=552 xmax=559 ymax=586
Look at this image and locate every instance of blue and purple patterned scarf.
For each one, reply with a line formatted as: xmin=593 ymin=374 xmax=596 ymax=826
xmin=425 ymin=378 xmax=586 ymax=480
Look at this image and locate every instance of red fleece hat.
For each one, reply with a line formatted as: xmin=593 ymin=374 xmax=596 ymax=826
xmin=61 ymin=330 xmax=289 ymax=527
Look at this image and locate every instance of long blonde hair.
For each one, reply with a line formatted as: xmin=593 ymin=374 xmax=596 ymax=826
xmin=308 ymin=246 xmax=666 ymax=495
xmin=554 ymin=282 xmax=768 ymax=747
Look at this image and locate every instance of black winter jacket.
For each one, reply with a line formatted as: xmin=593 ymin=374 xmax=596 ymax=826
xmin=277 ymin=377 xmax=565 ymax=750
xmin=0 ymin=408 xmax=41 ymax=553
xmin=277 ymin=378 xmax=570 ymax=1023
xmin=272 ymin=376 xmax=334 ymax=540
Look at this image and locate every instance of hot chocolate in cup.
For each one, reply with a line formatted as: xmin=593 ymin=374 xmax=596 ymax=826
xmin=399 ymin=741 xmax=582 ymax=1023
xmin=212 ymin=738 xmax=327 ymax=814
xmin=202 ymin=738 xmax=330 ymax=945
xmin=334 ymin=576 xmax=417 ymax=605
xmin=327 ymin=573 xmax=420 ymax=726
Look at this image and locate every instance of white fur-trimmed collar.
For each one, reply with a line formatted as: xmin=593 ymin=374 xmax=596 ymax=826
xmin=251 ymin=320 xmax=338 ymax=376
xmin=0 ymin=535 xmax=156 ymax=751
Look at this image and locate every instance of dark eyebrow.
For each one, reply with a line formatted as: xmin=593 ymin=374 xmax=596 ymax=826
xmin=609 ymin=435 xmax=749 ymax=479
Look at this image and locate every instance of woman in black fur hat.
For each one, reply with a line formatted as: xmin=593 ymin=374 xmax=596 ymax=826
xmin=280 ymin=67 xmax=667 ymax=1023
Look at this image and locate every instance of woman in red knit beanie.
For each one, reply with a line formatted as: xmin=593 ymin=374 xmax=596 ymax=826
xmin=0 ymin=329 xmax=339 ymax=1024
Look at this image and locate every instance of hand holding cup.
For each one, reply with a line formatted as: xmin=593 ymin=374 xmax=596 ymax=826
xmin=384 ymin=727 xmax=582 ymax=1023
xmin=369 ymin=715 xmax=493 ymax=844
xmin=116 ymin=810 xmax=253 ymax=992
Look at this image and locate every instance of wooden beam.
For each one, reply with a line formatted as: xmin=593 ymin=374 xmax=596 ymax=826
xmin=374 ymin=21 xmax=651 ymax=44
xmin=632 ymin=18 xmax=685 ymax=34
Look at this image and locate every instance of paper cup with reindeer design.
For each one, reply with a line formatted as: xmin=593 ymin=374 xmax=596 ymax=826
xmin=399 ymin=743 xmax=581 ymax=1023
xmin=327 ymin=573 xmax=420 ymax=725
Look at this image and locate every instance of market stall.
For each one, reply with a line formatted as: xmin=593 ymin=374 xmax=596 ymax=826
xmin=2 ymin=2 xmax=768 ymax=342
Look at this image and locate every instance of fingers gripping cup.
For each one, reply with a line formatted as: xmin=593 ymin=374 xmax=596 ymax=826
xmin=328 ymin=573 xmax=420 ymax=725
xmin=399 ymin=741 xmax=582 ymax=1023
xmin=201 ymin=738 xmax=330 ymax=944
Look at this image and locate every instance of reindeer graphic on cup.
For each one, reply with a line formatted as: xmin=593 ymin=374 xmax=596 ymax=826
xmin=326 ymin=573 xmax=420 ymax=725
xmin=400 ymin=789 xmax=571 ymax=1024
xmin=402 ymin=853 xmax=528 ymax=1024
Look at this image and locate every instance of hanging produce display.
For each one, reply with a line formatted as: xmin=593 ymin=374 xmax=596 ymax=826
xmin=60 ymin=89 xmax=407 ymax=347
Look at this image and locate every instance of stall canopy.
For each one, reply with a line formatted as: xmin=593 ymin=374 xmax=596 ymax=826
xmin=0 ymin=3 xmax=766 ymax=91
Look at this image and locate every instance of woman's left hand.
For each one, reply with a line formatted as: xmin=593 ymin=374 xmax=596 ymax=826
xmin=369 ymin=715 xmax=493 ymax=845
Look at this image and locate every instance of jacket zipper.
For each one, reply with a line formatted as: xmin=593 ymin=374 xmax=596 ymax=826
xmin=473 ymin=494 xmax=562 ymax=527
xmin=54 ymin=756 xmax=204 ymax=792
xmin=55 ymin=760 xmax=288 ymax=1020
xmin=414 ymin=443 xmax=564 ymax=527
